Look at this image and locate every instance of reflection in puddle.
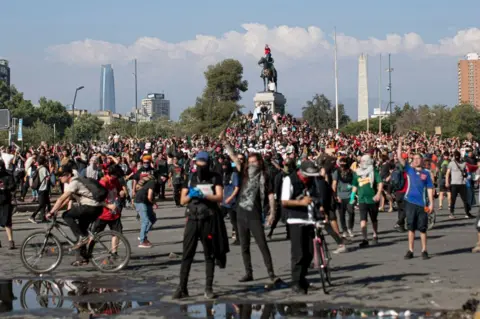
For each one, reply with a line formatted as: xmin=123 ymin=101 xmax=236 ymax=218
xmin=182 ymin=303 xmax=449 ymax=318
xmin=0 ymin=279 xmax=152 ymax=317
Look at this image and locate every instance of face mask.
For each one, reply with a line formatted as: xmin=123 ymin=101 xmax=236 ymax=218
xmin=248 ymin=165 xmax=260 ymax=176
xmin=197 ymin=164 xmax=209 ymax=179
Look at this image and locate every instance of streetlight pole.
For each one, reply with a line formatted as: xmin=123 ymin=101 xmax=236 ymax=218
xmin=71 ymin=86 xmax=84 ymax=143
xmin=386 ymin=54 xmax=394 ymax=134
xmin=134 ymin=59 xmax=138 ymax=138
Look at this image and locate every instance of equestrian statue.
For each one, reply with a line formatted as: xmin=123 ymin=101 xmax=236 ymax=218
xmin=258 ymin=45 xmax=277 ymax=92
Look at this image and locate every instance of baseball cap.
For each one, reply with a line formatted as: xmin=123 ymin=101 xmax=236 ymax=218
xmin=300 ymin=161 xmax=320 ymax=177
xmin=196 ymin=151 xmax=209 ymax=162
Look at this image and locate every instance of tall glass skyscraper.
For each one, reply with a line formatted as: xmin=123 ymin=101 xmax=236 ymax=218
xmin=100 ymin=64 xmax=116 ymax=113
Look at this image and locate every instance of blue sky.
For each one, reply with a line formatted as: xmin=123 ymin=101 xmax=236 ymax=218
xmin=2 ymin=0 xmax=480 ymax=119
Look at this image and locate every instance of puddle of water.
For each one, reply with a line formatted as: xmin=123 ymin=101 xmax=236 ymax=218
xmin=0 ymin=279 xmax=153 ymax=317
xmin=181 ymin=303 xmax=446 ymax=318
xmin=0 ymin=279 xmax=477 ymax=318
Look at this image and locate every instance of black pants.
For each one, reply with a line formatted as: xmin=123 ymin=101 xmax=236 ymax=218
xmin=396 ymin=192 xmax=406 ymax=226
xmin=289 ymin=224 xmax=314 ymax=289
xmin=336 ymin=198 xmax=354 ymax=232
xmin=173 ymin=183 xmax=182 ymax=206
xmin=62 ymin=205 xmax=103 ymax=237
xmin=450 ymin=184 xmax=469 ymax=215
xmin=178 ymin=217 xmax=215 ymax=290
xmin=157 ymin=180 xmax=166 ymax=199
xmin=221 ymin=206 xmax=238 ymax=236
xmin=237 ymin=216 xmax=275 ymax=276
xmin=20 ymin=177 xmax=30 ymax=199
xmin=31 ymin=190 xmax=51 ymax=220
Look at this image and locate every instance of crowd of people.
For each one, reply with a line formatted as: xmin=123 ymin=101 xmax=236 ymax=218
xmin=0 ymin=110 xmax=479 ymax=298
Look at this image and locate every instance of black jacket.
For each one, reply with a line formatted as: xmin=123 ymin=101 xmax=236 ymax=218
xmin=210 ymin=209 xmax=230 ymax=269
xmin=0 ymin=171 xmax=15 ymax=205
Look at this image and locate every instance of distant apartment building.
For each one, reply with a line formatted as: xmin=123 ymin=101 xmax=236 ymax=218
xmin=458 ymin=53 xmax=480 ymax=110
xmin=0 ymin=59 xmax=11 ymax=101
xmin=141 ymin=93 xmax=170 ymax=120
xmin=100 ymin=64 xmax=116 ymax=113
xmin=67 ymin=109 xmax=89 ymax=117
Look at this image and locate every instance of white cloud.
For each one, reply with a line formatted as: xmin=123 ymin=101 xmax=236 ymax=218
xmin=46 ymin=24 xmax=480 ymax=67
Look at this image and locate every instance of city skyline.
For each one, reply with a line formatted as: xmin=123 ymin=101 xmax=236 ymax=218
xmin=99 ymin=64 xmax=116 ymax=113
xmin=2 ymin=1 xmax=480 ymax=120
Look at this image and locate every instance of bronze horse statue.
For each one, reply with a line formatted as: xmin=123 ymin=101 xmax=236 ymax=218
xmin=258 ymin=57 xmax=277 ymax=92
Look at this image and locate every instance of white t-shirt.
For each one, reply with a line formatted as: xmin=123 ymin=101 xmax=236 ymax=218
xmin=1 ymin=152 xmax=14 ymax=170
xmin=281 ymin=176 xmax=314 ymax=221
xmin=64 ymin=176 xmax=102 ymax=207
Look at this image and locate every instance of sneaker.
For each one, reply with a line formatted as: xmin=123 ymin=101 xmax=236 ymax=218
xmin=348 ymin=229 xmax=354 ymax=238
xmin=448 ymin=214 xmax=455 ymax=219
xmin=359 ymin=240 xmax=369 ymax=248
xmin=371 ymin=237 xmax=378 ymax=245
xmin=231 ymin=239 xmax=240 ymax=246
xmin=465 ymin=213 xmax=474 ymax=219
xmin=138 ymin=241 xmax=152 ymax=249
xmin=8 ymin=241 xmax=15 ymax=250
xmin=472 ymin=244 xmax=480 ymax=253
xmin=291 ymin=285 xmax=307 ymax=295
xmin=404 ymin=250 xmax=414 ymax=259
xmin=422 ymin=251 xmax=429 ymax=260
xmin=342 ymin=231 xmax=348 ymax=238
xmin=333 ymin=245 xmax=347 ymax=254
xmin=28 ymin=217 xmax=37 ymax=224
xmin=71 ymin=236 xmax=90 ymax=250
xmin=204 ymin=288 xmax=216 ymax=299
xmin=172 ymin=287 xmax=189 ymax=300
xmin=394 ymin=224 xmax=406 ymax=232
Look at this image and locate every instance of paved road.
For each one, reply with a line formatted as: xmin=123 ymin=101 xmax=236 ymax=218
xmin=1 ymin=200 xmax=479 ymax=317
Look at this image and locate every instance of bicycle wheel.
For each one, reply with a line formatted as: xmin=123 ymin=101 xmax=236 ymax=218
xmin=427 ymin=211 xmax=436 ymax=230
xmin=20 ymin=279 xmax=64 ymax=309
xmin=20 ymin=232 xmax=63 ymax=274
xmin=89 ymin=230 xmax=131 ymax=273
xmin=321 ymin=238 xmax=333 ymax=286
xmin=314 ymin=241 xmax=329 ymax=294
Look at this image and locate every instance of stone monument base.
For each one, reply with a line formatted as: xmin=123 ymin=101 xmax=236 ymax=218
xmin=253 ymin=91 xmax=287 ymax=115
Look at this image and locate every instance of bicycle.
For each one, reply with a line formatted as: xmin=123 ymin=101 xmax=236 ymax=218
xmin=20 ymin=215 xmax=131 ymax=274
xmin=288 ymin=218 xmax=332 ymax=294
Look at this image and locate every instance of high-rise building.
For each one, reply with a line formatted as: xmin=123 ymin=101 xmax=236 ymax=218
xmin=0 ymin=59 xmax=10 ymax=87
xmin=141 ymin=93 xmax=171 ymax=120
xmin=458 ymin=53 xmax=480 ymax=110
xmin=99 ymin=64 xmax=116 ymax=113
xmin=357 ymin=54 xmax=369 ymax=121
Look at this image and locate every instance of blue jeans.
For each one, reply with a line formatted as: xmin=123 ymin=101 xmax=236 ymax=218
xmin=135 ymin=203 xmax=156 ymax=243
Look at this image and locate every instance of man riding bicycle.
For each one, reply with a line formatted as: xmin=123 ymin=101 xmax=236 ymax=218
xmin=46 ymin=165 xmax=116 ymax=254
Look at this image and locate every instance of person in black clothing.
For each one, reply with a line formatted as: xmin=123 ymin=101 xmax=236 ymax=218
xmin=172 ymin=151 xmax=224 ymax=300
xmin=281 ymin=161 xmax=325 ymax=294
xmin=0 ymin=160 xmax=15 ymax=249
xmin=224 ymin=140 xmax=280 ymax=285
xmin=154 ymin=153 xmax=169 ymax=200
xmin=169 ymin=154 xmax=185 ymax=207
xmin=267 ymin=157 xmax=295 ymax=240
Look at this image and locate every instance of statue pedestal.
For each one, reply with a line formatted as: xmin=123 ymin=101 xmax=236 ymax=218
xmin=253 ymin=91 xmax=287 ymax=115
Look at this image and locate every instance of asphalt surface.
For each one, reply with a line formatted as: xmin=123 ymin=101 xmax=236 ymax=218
xmin=0 ymin=199 xmax=479 ymax=318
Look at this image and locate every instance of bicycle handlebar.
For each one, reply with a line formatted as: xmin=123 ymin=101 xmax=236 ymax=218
xmin=286 ymin=218 xmax=328 ymax=228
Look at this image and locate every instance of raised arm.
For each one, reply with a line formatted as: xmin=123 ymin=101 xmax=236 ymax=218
xmin=397 ymin=137 xmax=406 ymax=167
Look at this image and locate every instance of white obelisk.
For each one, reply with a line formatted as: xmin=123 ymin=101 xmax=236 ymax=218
xmin=357 ymin=53 xmax=369 ymax=122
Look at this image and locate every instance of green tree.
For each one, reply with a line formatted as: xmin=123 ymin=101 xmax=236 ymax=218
xmin=22 ymin=120 xmax=57 ymax=146
xmin=37 ymin=97 xmax=73 ymax=136
xmin=302 ymin=94 xmax=350 ymax=130
xmin=65 ymin=114 xmax=103 ymax=142
xmin=179 ymin=59 xmax=248 ymax=135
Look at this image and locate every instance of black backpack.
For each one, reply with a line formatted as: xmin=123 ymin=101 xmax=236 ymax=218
xmin=78 ymin=177 xmax=108 ymax=202
xmin=391 ymin=166 xmax=405 ymax=191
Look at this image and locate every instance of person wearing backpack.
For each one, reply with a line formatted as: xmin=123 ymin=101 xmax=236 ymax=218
xmin=28 ymin=156 xmax=51 ymax=224
xmin=46 ymin=165 xmax=115 ymax=254
xmin=446 ymin=150 xmax=474 ymax=219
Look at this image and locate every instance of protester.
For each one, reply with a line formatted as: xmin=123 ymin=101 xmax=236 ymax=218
xmin=0 ymin=160 xmax=15 ymax=249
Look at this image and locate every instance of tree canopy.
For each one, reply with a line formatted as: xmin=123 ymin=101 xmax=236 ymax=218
xmin=302 ymin=94 xmax=351 ymax=130
xmin=179 ymin=59 xmax=248 ymax=135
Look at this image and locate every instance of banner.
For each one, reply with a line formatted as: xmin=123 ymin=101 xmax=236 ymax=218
xmin=17 ymin=118 xmax=23 ymax=141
